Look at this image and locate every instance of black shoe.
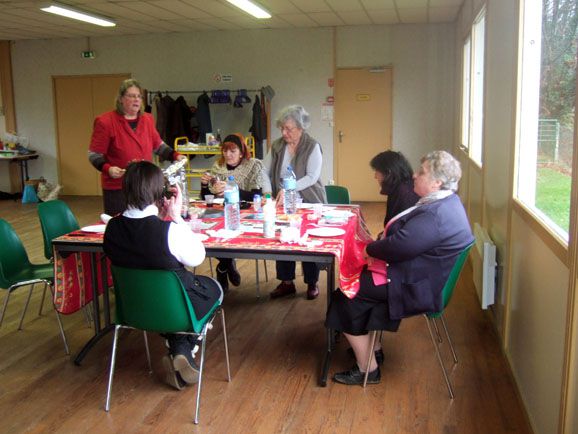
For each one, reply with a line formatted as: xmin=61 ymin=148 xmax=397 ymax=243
xmin=162 ymin=355 xmax=187 ymax=390
xmin=346 ymin=347 xmax=385 ymax=365
xmin=333 ymin=364 xmax=381 ymax=385
xmin=227 ymin=259 xmax=241 ymax=287
xmin=168 ymin=335 xmax=200 ymax=384
xmin=216 ymin=265 xmax=229 ymax=292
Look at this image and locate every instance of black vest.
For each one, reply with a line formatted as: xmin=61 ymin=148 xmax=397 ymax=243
xmin=104 ymin=215 xmax=183 ymax=272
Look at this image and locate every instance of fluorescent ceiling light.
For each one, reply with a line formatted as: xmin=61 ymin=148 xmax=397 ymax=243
xmin=41 ymin=3 xmax=116 ymax=27
xmin=226 ymin=0 xmax=271 ymax=19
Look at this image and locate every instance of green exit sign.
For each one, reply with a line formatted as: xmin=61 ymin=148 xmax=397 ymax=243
xmin=81 ymin=50 xmax=95 ymax=59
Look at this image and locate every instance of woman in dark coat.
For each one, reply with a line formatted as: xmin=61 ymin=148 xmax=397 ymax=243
xmin=326 ymin=150 xmax=474 ymax=386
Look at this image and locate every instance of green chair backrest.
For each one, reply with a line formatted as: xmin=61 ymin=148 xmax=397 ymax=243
xmin=111 ymin=266 xmax=219 ymax=334
xmin=37 ymin=200 xmax=80 ymax=260
xmin=325 ymin=185 xmax=351 ymax=204
xmin=429 ymin=242 xmax=474 ymax=319
xmin=0 ymin=219 xmax=32 ymax=289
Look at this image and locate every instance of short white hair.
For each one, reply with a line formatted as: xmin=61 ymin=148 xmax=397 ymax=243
xmin=275 ymin=105 xmax=311 ymax=130
xmin=421 ymin=150 xmax=462 ymax=192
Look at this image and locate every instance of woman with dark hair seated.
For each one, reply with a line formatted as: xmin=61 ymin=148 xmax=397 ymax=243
xmin=370 ymin=150 xmax=420 ymax=226
xmin=104 ymin=161 xmax=223 ymax=390
xmin=326 ymin=150 xmax=474 ymax=385
xmin=200 ymin=133 xmax=264 ymax=291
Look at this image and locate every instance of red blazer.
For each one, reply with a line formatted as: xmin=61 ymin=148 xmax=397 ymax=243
xmin=89 ymin=111 xmax=163 ymax=190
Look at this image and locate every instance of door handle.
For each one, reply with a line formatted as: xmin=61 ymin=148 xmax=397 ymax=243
xmin=338 ymin=130 xmax=344 ymax=143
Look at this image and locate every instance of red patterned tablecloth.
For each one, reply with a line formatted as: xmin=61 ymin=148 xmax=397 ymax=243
xmin=52 ymin=205 xmax=373 ymax=314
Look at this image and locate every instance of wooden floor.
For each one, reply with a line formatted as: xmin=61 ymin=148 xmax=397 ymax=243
xmin=0 ymin=196 xmax=532 ymax=434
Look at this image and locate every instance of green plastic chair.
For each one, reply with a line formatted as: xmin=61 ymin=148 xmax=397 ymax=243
xmin=0 ymin=218 xmax=69 ymax=354
xmin=37 ymin=200 xmax=80 ymax=261
xmin=106 ymin=266 xmax=231 ymax=424
xmin=363 ymin=242 xmax=474 ymax=396
xmin=325 ymin=185 xmax=351 ymax=204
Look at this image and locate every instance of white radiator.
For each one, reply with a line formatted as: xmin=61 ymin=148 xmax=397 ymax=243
xmin=471 ymin=223 xmax=496 ymax=309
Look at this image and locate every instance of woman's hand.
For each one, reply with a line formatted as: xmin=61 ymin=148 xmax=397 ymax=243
xmin=108 ymin=166 xmax=126 ymax=178
xmin=200 ymin=171 xmax=213 ymax=185
xmin=176 ymin=154 xmax=188 ymax=162
xmin=160 ymin=183 xmax=184 ymax=223
xmin=275 ymin=189 xmax=284 ymax=207
xmin=212 ymin=180 xmax=226 ymax=197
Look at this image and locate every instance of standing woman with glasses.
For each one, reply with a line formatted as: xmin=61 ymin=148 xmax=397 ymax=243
xmin=262 ymin=105 xmax=327 ymax=300
xmin=88 ymin=78 xmax=187 ymax=216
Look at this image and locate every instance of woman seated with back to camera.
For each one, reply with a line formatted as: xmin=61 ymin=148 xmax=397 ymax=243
xmin=325 ymin=150 xmax=474 ymax=386
xmin=200 ymin=133 xmax=264 ymax=292
xmin=104 ymin=161 xmax=223 ymax=391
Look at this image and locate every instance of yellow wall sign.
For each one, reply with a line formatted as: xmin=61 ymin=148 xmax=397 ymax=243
xmin=356 ymin=93 xmax=371 ymax=101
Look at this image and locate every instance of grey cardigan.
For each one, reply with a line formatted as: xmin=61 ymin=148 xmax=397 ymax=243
xmin=269 ymin=132 xmax=327 ymax=204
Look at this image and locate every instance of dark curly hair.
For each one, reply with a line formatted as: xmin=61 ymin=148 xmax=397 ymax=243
xmin=370 ymin=150 xmax=414 ymax=195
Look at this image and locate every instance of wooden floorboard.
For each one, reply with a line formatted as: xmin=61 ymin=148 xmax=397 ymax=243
xmin=0 ymin=196 xmax=532 ymax=433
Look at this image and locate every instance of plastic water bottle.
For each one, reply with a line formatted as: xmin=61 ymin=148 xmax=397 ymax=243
xmin=253 ymin=193 xmax=263 ymax=218
xmin=224 ymin=175 xmax=240 ymax=231
xmin=283 ymin=165 xmax=297 ymax=215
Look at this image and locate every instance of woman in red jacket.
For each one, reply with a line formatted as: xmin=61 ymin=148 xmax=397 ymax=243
xmin=88 ymin=79 xmax=186 ymax=215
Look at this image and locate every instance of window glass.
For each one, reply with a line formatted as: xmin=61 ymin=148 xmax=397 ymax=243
xmin=461 ymin=36 xmax=471 ymax=149
xmin=516 ymin=0 xmax=577 ymax=240
xmin=470 ymin=11 xmax=486 ymax=165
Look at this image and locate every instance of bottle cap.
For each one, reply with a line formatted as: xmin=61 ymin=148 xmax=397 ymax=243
xmin=228 ymin=175 xmax=234 ymax=181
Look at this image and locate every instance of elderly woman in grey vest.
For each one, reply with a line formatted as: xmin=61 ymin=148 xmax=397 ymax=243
xmin=262 ymin=105 xmax=327 ymax=300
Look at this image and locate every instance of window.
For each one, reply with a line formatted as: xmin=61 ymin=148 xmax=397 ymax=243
xmin=516 ymin=0 xmax=577 ymax=240
xmin=461 ymin=9 xmax=486 ymax=165
xmin=461 ymin=36 xmax=471 ymax=149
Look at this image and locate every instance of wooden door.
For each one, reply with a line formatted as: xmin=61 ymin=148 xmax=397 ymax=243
xmin=53 ymin=74 xmax=129 ymax=196
xmin=334 ymin=68 xmax=392 ymax=201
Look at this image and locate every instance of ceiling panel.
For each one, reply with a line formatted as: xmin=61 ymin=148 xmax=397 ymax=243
xmin=337 ymin=10 xmax=372 ymax=26
xmin=0 ymin=0 xmax=465 ymax=41
xmin=398 ymin=7 xmax=427 ymax=23
xmin=308 ymin=12 xmax=344 ymax=26
xmin=325 ymin=0 xmax=364 ymax=12
xmin=429 ymin=6 xmax=460 ymax=22
xmin=367 ymin=9 xmax=399 ymax=25
xmin=276 ymin=13 xmax=318 ymax=27
xmin=288 ymin=0 xmax=332 ymax=14
xmin=148 ymin=0 xmax=212 ymax=19
xmin=360 ymin=0 xmax=395 ymax=9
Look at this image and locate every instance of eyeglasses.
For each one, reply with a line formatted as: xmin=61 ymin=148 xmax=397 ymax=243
xmin=280 ymin=125 xmax=298 ymax=133
xmin=124 ymin=93 xmax=142 ymax=99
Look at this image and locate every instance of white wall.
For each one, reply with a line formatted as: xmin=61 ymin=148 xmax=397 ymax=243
xmin=457 ymin=0 xmax=572 ymax=433
xmin=5 ymin=25 xmax=455 ymax=192
xmin=336 ymin=24 xmax=455 ymax=168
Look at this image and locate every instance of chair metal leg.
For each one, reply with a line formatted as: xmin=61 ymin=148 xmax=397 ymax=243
xmin=363 ymin=331 xmax=378 ymax=388
xmin=432 ymin=317 xmax=443 ymax=343
xmin=208 ymin=258 xmax=214 ymax=277
xmin=254 ymin=260 xmax=261 ymax=298
xmin=220 ymin=308 xmax=231 ymax=382
xmin=440 ymin=314 xmax=458 ymax=364
xmin=18 ymin=283 xmax=35 ymax=330
xmin=38 ymin=282 xmax=48 ymax=316
xmin=105 ymin=325 xmax=122 ymax=412
xmin=194 ymin=327 xmax=208 ymax=424
xmin=263 ymin=260 xmax=269 ymax=282
xmin=143 ymin=331 xmax=152 ymax=373
xmin=425 ymin=315 xmax=454 ymax=399
xmin=53 ymin=308 xmax=70 ymax=355
xmin=0 ymin=291 xmax=12 ymax=328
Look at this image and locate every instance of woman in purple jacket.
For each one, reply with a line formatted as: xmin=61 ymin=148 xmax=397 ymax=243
xmin=326 ymin=150 xmax=474 ymax=386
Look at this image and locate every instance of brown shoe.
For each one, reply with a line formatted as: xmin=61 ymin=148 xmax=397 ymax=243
xmin=270 ymin=281 xmax=296 ymax=298
xmin=306 ymin=284 xmax=319 ymax=300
